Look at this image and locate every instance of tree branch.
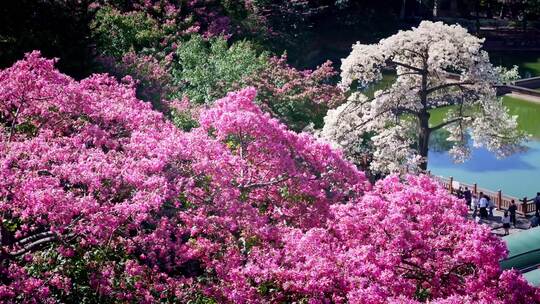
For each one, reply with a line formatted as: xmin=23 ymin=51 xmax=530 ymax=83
xmin=388 ymin=60 xmax=424 ymax=73
xmin=8 ymin=236 xmax=57 ymax=257
xmin=238 ymin=176 xmax=289 ymax=190
xmin=429 ymin=117 xmax=466 ymax=132
xmin=16 ymin=231 xmax=56 ymax=245
xmin=426 ymin=81 xmax=475 ymax=95
xmin=7 ymin=105 xmax=21 ymax=142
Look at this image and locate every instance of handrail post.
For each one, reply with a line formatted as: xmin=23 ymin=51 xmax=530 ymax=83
xmin=497 ymin=190 xmax=502 ymax=209
xmin=473 ymin=183 xmax=477 ymax=195
xmin=449 ymin=176 xmax=453 ymax=194
xmin=522 ymin=197 xmax=528 ymax=215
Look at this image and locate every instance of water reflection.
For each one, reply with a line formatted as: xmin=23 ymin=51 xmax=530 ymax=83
xmin=429 ymin=138 xmax=540 ymax=198
xmin=429 ymin=141 xmax=535 ymax=172
xmin=428 ymin=96 xmax=540 ymax=197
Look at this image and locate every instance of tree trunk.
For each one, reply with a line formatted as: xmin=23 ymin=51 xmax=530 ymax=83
xmin=418 ymin=56 xmax=430 ymax=172
xmin=450 ymin=0 xmax=458 ymax=17
xmin=400 ymin=0 xmax=407 ymax=20
xmin=418 ymin=111 xmax=431 ymax=171
xmin=433 ymin=0 xmax=440 ymax=17
xmin=475 ymin=0 xmax=481 ymax=34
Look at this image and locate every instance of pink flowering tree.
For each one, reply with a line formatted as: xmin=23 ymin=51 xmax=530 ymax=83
xmin=0 ymin=52 xmax=364 ymax=302
xmin=0 ymin=53 xmax=538 ymax=303
xmin=245 ymin=175 xmax=540 ymax=303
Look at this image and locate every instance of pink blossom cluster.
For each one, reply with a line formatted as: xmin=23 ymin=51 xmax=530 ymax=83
xmin=0 ymin=53 xmax=538 ymax=303
xmin=245 ymin=175 xmax=539 ymax=303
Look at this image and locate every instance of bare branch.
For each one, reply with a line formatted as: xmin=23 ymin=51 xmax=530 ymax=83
xmin=7 ymin=105 xmax=21 ymax=142
xmin=388 ymin=60 xmax=424 ymax=73
xmin=429 ymin=117 xmax=466 ymax=132
xmin=17 ymin=231 xmax=56 ymax=245
xmin=9 ymin=236 xmax=57 ymax=257
xmin=426 ymin=81 xmax=475 ymax=95
xmin=239 ymin=175 xmax=290 ymax=190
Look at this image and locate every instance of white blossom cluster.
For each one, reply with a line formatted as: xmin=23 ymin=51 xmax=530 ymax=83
xmin=494 ymin=65 xmax=520 ymax=84
xmin=322 ymin=21 xmax=527 ymax=174
xmin=369 ymin=123 xmax=424 ymax=173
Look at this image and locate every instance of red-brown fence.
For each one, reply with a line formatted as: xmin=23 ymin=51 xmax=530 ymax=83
xmin=429 ymin=174 xmax=536 ymax=216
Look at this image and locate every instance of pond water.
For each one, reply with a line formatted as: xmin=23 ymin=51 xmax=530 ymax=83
xmin=428 ymin=96 xmax=540 ymax=198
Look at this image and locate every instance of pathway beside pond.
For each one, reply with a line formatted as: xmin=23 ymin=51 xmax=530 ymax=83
xmin=507 ymin=93 xmax=540 ymax=103
xmin=467 ymin=207 xmax=532 ymax=237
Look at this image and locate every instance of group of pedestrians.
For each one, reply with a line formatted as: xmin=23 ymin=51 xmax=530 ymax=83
xmin=457 ymin=187 xmax=518 ymax=236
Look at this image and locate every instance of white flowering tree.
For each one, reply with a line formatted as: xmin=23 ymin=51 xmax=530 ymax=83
xmin=321 ymin=21 xmax=526 ymax=173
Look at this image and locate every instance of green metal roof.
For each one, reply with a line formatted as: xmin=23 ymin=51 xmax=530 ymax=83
xmin=523 ymin=268 xmax=540 ymax=287
xmin=500 ymin=226 xmax=540 ymax=271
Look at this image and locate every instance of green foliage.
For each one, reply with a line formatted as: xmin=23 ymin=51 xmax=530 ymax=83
xmin=186 ymin=293 xmax=218 ymax=304
xmin=171 ymin=35 xmax=268 ymax=104
xmin=171 ymin=108 xmax=200 ymax=132
xmin=2 ymin=218 xmax=20 ymax=232
xmin=24 ymin=245 xmax=127 ymax=304
xmin=267 ymin=97 xmax=326 ymax=131
xmin=91 ymin=6 xmax=163 ymax=58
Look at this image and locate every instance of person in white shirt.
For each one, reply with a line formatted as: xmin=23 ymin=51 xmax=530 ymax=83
xmin=502 ymin=211 xmax=511 ymax=236
xmin=479 ymin=192 xmax=488 ymax=219
xmin=472 ymin=194 xmax=480 ymax=218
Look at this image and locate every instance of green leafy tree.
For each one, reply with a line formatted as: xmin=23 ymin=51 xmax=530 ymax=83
xmin=91 ymin=6 xmax=163 ymax=58
xmin=171 ymin=35 xmax=268 ymax=104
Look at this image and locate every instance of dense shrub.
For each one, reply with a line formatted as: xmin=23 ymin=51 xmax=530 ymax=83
xmin=171 ymin=38 xmax=344 ymax=131
xmin=97 ymin=52 xmax=176 ymax=111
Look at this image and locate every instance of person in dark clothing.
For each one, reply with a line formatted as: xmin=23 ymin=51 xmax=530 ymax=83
xmin=456 ymin=188 xmax=464 ymax=200
xmin=535 ymin=192 xmax=540 ymax=216
xmin=508 ymin=199 xmax=518 ymax=227
xmin=463 ymin=187 xmax=472 ymax=210
xmin=531 ymin=214 xmax=540 ymax=228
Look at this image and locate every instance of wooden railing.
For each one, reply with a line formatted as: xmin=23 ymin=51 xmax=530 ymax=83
xmin=429 ymin=174 xmax=537 ymax=216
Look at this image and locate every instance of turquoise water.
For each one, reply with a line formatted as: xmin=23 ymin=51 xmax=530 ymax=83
xmin=428 ymin=140 xmax=540 ymax=199
xmin=428 ymin=96 xmax=540 ymax=198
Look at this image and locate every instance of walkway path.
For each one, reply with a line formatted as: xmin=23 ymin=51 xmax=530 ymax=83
xmin=466 ymin=205 xmax=532 ymax=236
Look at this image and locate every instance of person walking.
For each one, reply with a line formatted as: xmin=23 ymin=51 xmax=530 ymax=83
xmin=532 ymin=214 xmax=540 ymax=228
xmin=479 ymin=192 xmax=488 ymax=219
xmin=488 ymin=196 xmax=495 ymax=218
xmin=463 ymin=187 xmax=472 ymax=210
xmin=502 ymin=211 xmax=511 ymax=236
xmin=535 ymin=192 xmax=540 ymax=216
xmin=508 ymin=199 xmax=518 ymax=227
xmin=472 ymin=194 xmax=479 ymax=218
